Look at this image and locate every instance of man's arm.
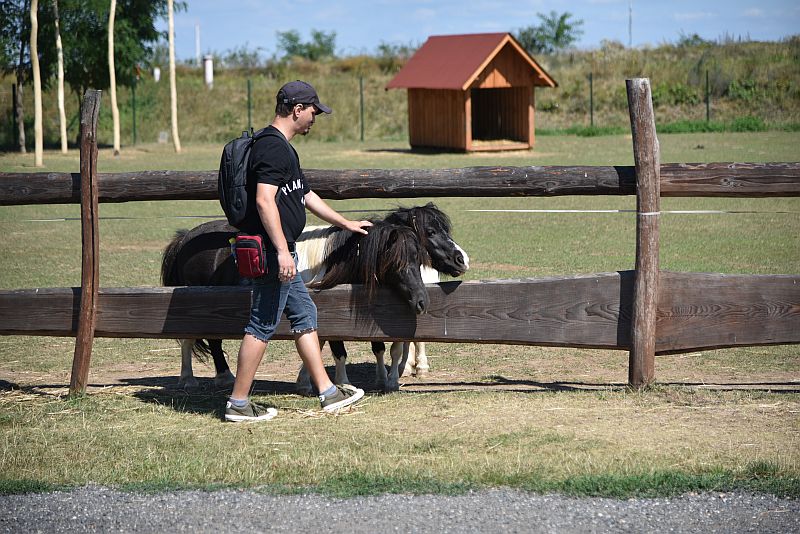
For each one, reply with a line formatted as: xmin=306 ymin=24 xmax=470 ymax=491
xmin=304 ymin=190 xmax=371 ymax=235
xmin=256 ymin=182 xmax=295 ymax=280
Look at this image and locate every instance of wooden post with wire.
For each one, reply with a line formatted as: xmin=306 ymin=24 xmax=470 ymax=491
xmin=626 ymin=78 xmax=660 ymax=388
xmin=69 ymin=89 xmax=101 ymax=395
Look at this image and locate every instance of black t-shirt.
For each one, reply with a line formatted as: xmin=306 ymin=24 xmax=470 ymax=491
xmin=240 ymin=125 xmax=311 ymax=247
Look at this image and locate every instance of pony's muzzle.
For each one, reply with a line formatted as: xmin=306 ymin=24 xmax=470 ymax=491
xmin=413 ymin=292 xmax=430 ymax=315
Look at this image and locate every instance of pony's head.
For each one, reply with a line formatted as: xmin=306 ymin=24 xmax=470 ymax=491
xmin=367 ymin=223 xmax=430 ymax=315
xmin=384 ymin=203 xmax=469 ymax=277
xmin=311 ymin=221 xmax=430 ymax=314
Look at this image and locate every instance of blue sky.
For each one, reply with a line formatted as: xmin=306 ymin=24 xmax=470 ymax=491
xmin=159 ymin=0 xmax=800 ymax=61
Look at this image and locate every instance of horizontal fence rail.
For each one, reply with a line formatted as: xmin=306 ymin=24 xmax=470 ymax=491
xmin=1 ymin=162 xmax=800 ymax=205
xmin=2 ymin=272 xmax=798 ymax=353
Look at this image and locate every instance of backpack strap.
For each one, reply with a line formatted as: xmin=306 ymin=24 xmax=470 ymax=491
xmin=250 ymin=127 xmax=298 ymax=188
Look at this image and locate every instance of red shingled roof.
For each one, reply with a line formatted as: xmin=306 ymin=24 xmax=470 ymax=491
xmin=386 ymin=32 xmax=556 ymax=91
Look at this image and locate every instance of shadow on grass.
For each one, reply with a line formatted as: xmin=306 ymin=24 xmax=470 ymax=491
xmin=2 ymin=370 xmax=797 ymax=421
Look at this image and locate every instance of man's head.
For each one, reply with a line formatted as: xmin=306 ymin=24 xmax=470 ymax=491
xmin=275 ymin=80 xmax=332 ymax=117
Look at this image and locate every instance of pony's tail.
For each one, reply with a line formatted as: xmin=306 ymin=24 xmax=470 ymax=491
xmin=192 ymin=339 xmax=215 ymax=363
xmin=161 ymin=229 xmax=188 ymax=286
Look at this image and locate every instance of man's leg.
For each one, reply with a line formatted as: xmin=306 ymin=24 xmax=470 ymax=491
xmin=296 ymin=330 xmax=364 ymax=412
xmin=225 ymin=333 xmax=277 ymax=422
xmin=294 ymin=330 xmax=334 ymax=393
xmin=230 ymin=333 xmax=267 ymax=400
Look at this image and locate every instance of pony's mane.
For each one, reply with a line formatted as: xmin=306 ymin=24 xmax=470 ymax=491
xmin=383 ymin=203 xmax=452 ymax=268
xmin=308 ymin=220 xmax=420 ymax=295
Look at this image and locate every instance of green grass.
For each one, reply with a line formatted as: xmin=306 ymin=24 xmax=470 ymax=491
xmin=0 ymin=132 xmax=798 ymax=497
xmin=539 ymin=118 xmax=800 ymax=136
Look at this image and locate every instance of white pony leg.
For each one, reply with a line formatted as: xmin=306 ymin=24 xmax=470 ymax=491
xmin=414 ymin=342 xmax=429 ymax=376
xmin=295 ymin=363 xmax=314 ymax=397
xmin=412 ymin=266 xmax=437 ymax=378
xmin=374 ymin=344 xmax=389 ymax=390
xmin=178 ymin=339 xmax=199 ymax=389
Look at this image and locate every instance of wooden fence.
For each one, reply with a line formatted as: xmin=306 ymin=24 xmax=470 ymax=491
xmin=1 ymin=79 xmax=799 ymax=395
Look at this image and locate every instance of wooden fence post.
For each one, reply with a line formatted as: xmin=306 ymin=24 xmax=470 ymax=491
xmin=69 ymin=90 xmax=101 ymax=395
xmin=626 ymin=78 xmax=660 ymax=388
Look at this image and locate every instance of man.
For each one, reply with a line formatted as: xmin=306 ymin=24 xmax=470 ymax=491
xmin=225 ymin=80 xmax=371 ymax=422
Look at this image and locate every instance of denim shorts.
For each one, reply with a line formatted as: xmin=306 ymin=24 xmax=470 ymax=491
xmin=244 ymin=252 xmax=318 ymax=342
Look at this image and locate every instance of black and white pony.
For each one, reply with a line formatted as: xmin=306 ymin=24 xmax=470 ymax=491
xmin=304 ymin=204 xmax=469 ymax=392
xmin=161 ymin=204 xmax=468 ymax=392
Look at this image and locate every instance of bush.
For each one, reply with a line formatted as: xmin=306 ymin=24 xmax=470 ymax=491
xmin=729 ymin=116 xmax=767 ymax=132
xmin=652 ymin=82 xmax=701 ymax=107
xmin=657 ymin=117 xmax=767 ymax=133
xmin=658 ymin=120 xmax=721 ymax=133
xmin=727 ymin=79 xmax=763 ymax=101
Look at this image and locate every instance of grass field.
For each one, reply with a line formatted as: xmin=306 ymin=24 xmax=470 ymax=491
xmin=0 ymin=131 xmax=798 ymax=497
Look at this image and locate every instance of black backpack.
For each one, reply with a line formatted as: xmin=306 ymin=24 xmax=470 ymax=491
xmin=217 ymin=128 xmax=270 ymax=228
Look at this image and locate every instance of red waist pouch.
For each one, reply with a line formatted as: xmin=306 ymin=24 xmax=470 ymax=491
xmin=232 ymin=234 xmax=267 ymax=278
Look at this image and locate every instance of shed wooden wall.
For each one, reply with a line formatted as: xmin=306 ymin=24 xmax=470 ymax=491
xmin=472 ymin=42 xmax=537 ymax=89
xmin=408 ymin=89 xmax=467 ymax=150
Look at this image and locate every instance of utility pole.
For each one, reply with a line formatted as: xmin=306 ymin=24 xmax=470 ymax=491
xmin=628 ymin=0 xmax=633 ymax=48
xmin=195 ymin=24 xmax=201 ymax=66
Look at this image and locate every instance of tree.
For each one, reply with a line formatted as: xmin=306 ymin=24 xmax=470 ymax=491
xmin=53 ymin=0 xmax=68 ymax=153
xmin=515 ymin=10 xmax=584 ymax=55
xmin=375 ymin=41 xmax=417 ymax=73
xmin=58 ymin=0 xmax=175 ymax=100
xmin=167 ymin=0 xmax=180 ymax=152
xmin=30 ymin=0 xmax=43 ymax=165
xmin=276 ymin=29 xmax=336 ymax=61
xmin=2 ymin=0 xmax=178 ymax=148
xmin=108 ymin=0 xmax=120 ymax=155
xmin=1 ymin=0 xmax=58 ymax=152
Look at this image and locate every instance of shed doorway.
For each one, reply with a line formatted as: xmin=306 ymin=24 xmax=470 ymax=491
xmin=470 ymin=87 xmax=530 ymax=151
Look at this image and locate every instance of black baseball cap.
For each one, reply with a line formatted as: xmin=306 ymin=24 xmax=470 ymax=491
xmin=277 ymin=80 xmax=332 ymax=114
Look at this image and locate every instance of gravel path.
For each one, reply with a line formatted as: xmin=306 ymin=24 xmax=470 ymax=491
xmin=1 ymin=486 xmax=797 ymax=533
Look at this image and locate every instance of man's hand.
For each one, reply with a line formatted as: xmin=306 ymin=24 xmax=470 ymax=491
xmin=341 ymin=220 xmax=372 ymax=235
xmin=277 ymin=250 xmax=296 ymax=282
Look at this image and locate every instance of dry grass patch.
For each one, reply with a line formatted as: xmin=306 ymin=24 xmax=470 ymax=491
xmin=1 ymin=382 xmax=797 ymax=494
xmin=1 ymin=337 xmax=798 ymax=495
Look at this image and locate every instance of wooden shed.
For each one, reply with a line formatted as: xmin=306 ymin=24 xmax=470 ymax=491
xmin=386 ymin=32 xmax=557 ymax=152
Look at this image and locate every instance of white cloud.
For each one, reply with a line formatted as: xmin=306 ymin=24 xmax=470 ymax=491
xmin=413 ymin=8 xmax=437 ymax=20
xmin=673 ymin=11 xmax=714 ymax=22
xmin=742 ymin=8 xmax=765 ymax=18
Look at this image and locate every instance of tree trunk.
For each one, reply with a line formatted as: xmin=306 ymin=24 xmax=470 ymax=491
xmin=30 ymin=0 xmax=43 ymax=167
xmin=54 ymin=0 xmax=68 ymax=154
xmin=16 ymin=0 xmax=29 ymax=154
xmin=108 ymin=0 xmax=120 ymax=155
xmin=14 ymin=79 xmax=26 ymax=154
xmin=168 ymin=0 xmax=181 ymax=153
